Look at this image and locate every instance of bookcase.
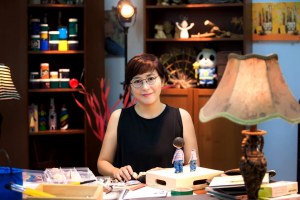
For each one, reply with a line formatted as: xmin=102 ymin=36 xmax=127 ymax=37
xmin=145 ymin=0 xmax=252 ymax=171
xmin=0 ymin=0 xmax=104 ymax=174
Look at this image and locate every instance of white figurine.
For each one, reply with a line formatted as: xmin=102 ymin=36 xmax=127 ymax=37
xmin=154 ymin=24 xmax=167 ymax=39
xmin=175 ymin=15 xmax=194 ymax=38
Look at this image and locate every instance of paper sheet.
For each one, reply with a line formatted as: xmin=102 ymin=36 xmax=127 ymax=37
xmin=122 ymin=186 xmax=168 ymax=199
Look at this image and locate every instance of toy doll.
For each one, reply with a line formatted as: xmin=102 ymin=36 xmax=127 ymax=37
xmin=38 ymin=104 xmax=47 ymax=130
xmin=49 ymin=98 xmax=57 ymax=130
xmin=193 ymin=47 xmax=217 ymax=87
xmin=175 ymin=15 xmax=194 ymax=38
xmin=188 ymin=149 xmax=197 ymax=172
xmin=172 ymin=137 xmax=185 ymax=173
xmin=154 ymin=24 xmax=167 ymax=39
xmin=60 ymin=104 xmax=69 ymax=130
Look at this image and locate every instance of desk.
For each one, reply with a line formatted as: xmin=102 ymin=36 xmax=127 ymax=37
xmin=129 ymin=194 xmax=215 ymax=200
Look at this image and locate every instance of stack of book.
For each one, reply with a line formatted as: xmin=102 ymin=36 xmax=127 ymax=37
xmin=206 ymin=175 xmax=300 ymax=200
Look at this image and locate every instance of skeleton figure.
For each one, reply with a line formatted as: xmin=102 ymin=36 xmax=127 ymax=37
xmin=193 ymin=48 xmax=217 ymax=87
xmin=49 ymin=98 xmax=57 ymax=130
xmin=175 ymin=15 xmax=194 ymax=38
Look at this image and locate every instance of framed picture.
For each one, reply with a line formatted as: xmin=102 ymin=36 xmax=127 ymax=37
xmin=252 ymin=2 xmax=300 ymax=41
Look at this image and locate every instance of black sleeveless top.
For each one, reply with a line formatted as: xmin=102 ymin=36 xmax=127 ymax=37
xmin=114 ymin=104 xmax=183 ymax=173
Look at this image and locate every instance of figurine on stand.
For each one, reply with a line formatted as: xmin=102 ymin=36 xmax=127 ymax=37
xmin=175 ymin=15 xmax=194 ymax=38
xmin=163 ymin=21 xmax=174 ymax=38
xmin=49 ymin=98 xmax=57 ymax=130
xmin=60 ymin=104 xmax=69 ymax=130
xmin=172 ymin=137 xmax=185 ymax=173
xmin=188 ymin=149 xmax=197 ymax=172
xmin=154 ymin=24 xmax=167 ymax=39
xmin=29 ymin=106 xmax=36 ymax=132
xmin=193 ymin=46 xmax=217 ymax=88
xmin=38 ymin=104 xmax=47 ymax=130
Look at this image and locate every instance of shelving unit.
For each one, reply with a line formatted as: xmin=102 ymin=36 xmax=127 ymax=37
xmin=27 ymin=3 xmax=87 ymax=170
xmin=144 ymin=0 xmax=252 ymax=171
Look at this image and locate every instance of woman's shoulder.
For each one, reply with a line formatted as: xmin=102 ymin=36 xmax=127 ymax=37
xmin=178 ymin=108 xmax=192 ymax=121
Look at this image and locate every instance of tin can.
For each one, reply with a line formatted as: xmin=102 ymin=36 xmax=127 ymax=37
xmin=40 ymin=63 xmax=49 ymax=79
xmin=31 ymin=35 xmax=40 ymax=51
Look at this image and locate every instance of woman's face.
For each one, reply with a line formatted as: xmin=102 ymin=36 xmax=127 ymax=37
xmin=130 ymin=70 xmax=163 ymax=105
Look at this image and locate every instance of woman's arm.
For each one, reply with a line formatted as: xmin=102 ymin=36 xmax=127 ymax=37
xmin=179 ymin=108 xmax=200 ymax=166
xmin=97 ymin=109 xmax=133 ymax=182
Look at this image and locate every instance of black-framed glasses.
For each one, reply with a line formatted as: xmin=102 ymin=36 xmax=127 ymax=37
xmin=130 ymin=76 xmax=158 ymax=88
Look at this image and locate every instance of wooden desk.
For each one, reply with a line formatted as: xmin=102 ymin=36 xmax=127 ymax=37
xmin=129 ymin=194 xmax=215 ymax=200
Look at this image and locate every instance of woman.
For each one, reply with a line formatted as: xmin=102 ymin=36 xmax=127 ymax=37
xmin=97 ymin=53 xmax=199 ymax=182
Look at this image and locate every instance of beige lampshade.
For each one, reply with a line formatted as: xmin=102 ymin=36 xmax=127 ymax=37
xmin=0 ymin=65 xmax=21 ymax=100
xmin=200 ymin=53 xmax=300 ymax=126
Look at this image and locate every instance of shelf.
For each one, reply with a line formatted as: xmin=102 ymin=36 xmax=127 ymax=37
xmin=28 ymin=4 xmax=84 ymax=8
xmin=28 ymin=51 xmax=84 ymax=54
xmin=29 ymin=88 xmax=83 ymax=92
xmin=146 ymin=3 xmax=243 ymax=9
xmin=29 ymin=129 xmax=85 ymax=136
xmin=146 ymin=38 xmax=243 ymax=42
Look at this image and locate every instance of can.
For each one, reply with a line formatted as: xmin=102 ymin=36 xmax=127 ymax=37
xmin=30 ymin=72 xmax=39 ymax=79
xmin=171 ymin=188 xmax=193 ymax=196
xmin=50 ymin=71 xmax=58 ymax=79
xmin=68 ymin=34 xmax=78 ymax=41
xmin=40 ymin=40 xmax=48 ymax=51
xmin=60 ymin=78 xmax=70 ymax=88
xmin=31 ymin=18 xmax=40 ymax=35
xmin=31 ymin=35 xmax=40 ymax=51
xmin=40 ymin=79 xmax=50 ymax=89
xmin=40 ymin=31 xmax=48 ymax=39
xmin=68 ymin=41 xmax=78 ymax=50
xmin=40 ymin=63 xmax=49 ymax=79
xmin=68 ymin=18 xmax=78 ymax=36
xmin=58 ymin=27 xmax=67 ymax=39
xmin=49 ymin=31 xmax=59 ymax=41
xmin=59 ymin=40 xmax=68 ymax=51
xmin=40 ymin=24 xmax=48 ymax=31
xmin=49 ymin=41 xmax=59 ymax=50
xmin=59 ymin=69 xmax=70 ymax=78
xmin=50 ymin=79 xmax=59 ymax=88
xmin=29 ymin=79 xmax=40 ymax=89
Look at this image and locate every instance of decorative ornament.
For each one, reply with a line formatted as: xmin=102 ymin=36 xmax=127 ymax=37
xmin=60 ymin=104 xmax=69 ymax=130
xmin=175 ymin=15 xmax=194 ymax=38
xmin=49 ymin=98 xmax=57 ymax=130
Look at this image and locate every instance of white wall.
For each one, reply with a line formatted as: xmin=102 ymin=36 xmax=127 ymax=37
xmin=105 ymin=0 xmax=143 ymax=111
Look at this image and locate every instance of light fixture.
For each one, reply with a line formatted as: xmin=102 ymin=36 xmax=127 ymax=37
xmin=200 ymin=54 xmax=300 ymax=199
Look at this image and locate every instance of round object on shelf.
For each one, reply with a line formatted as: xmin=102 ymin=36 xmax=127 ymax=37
xmin=40 ymin=79 xmax=50 ymax=89
xmin=69 ymin=18 xmax=78 ymax=36
xmin=40 ymin=63 xmax=49 ymax=79
xmin=49 ymin=31 xmax=59 ymax=41
xmin=40 ymin=24 xmax=48 ymax=32
xmin=60 ymin=78 xmax=70 ymax=88
xmin=49 ymin=41 xmax=59 ymax=50
xmin=40 ymin=39 xmax=48 ymax=51
xmin=29 ymin=79 xmax=40 ymax=89
xmin=31 ymin=35 xmax=40 ymax=51
xmin=58 ymin=27 xmax=68 ymax=39
xmin=30 ymin=72 xmax=39 ymax=79
xmin=69 ymin=34 xmax=78 ymax=41
xmin=50 ymin=71 xmax=58 ymax=79
xmin=59 ymin=69 xmax=70 ymax=78
xmin=68 ymin=41 xmax=78 ymax=50
xmin=40 ymin=31 xmax=48 ymax=39
xmin=69 ymin=78 xmax=79 ymax=88
xmin=50 ymin=79 xmax=59 ymax=88
xmin=59 ymin=40 xmax=68 ymax=51
xmin=31 ymin=18 xmax=40 ymax=35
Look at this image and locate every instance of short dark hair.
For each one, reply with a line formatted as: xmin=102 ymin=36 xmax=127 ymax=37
xmin=125 ymin=53 xmax=168 ymax=86
xmin=173 ymin=137 xmax=185 ymax=148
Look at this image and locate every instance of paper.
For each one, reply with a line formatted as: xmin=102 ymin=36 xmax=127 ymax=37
xmin=122 ymin=186 xmax=167 ymax=199
xmin=210 ymin=174 xmax=269 ymax=188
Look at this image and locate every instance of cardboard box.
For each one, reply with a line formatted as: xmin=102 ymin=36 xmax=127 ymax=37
xmin=259 ymin=194 xmax=300 ymax=200
xmin=146 ymin=166 xmax=223 ymax=191
xmin=259 ymin=182 xmax=298 ymax=198
xmin=27 ymin=184 xmax=103 ymax=200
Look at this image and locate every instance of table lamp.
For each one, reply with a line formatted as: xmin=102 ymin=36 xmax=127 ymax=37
xmin=0 ymin=65 xmax=21 ymax=137
xmin=200 ymin=54 xmax=300 ymax=199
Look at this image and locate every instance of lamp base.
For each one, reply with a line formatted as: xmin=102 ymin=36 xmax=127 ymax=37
xmin=239 ymin=129 xmax=267 ymax=200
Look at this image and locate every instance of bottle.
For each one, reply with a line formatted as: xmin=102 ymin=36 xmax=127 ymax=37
xmin=43 ymin=13 xmax=48 ymax=24
xmin=38 ymin=104 xmax=47 ymax=130
xmin=49 ymin=98 xmax=57 ymax=130
xmin=60 ymin=104 xmax=69 ymax=130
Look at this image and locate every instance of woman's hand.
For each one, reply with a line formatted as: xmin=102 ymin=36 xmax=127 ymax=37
xmin=113 ymin=165 xmax=134 ymax=182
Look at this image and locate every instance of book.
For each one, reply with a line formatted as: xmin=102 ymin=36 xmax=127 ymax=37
xmin=259 ymin=182 xmax=298 ymax=198
xmin=206 ymin=187 xmax=247 ymax=200
xmin=209 ymin=173 xmax=269 ymax=189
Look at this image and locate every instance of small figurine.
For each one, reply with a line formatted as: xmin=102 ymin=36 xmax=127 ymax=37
xmin=171 ymin=0 xmax=185 ymax=5
xmin=174 ymin=25 xmax=181 ymax=39
xmin=29 ymin=106 xmax=36 ymax=132
xmin=60 ymin=104 xmax=69 ymax=130
xmin=154 ymin=24 xmax=167 ymax=39
xmin=175 ymin=15 xmax=194 ymax=38
xmin=38 ymin=104 xmax=47 ymax=130
xmin=172 ymin=137 xmax=185 ymax=173
xmin=49 ymin=98 xmax=57 ymax=130
xmin=188 ymin=150 xmax=197 ymax=172
xmin=193 ymin=46 xmax=217 ymax=87
xmin=163 ymin=21 xmax=174 ymax=38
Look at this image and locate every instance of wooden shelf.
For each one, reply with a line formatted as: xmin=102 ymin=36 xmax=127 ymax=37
xmin=28 ymin=51 xmax=84 ymax=54
xmin=146 ymin=38 xmax=243 ymax=42
xmin=29 ymin=88 xmax=83 ymax=93
xmin=29 ymin=129 xmax=85 ymax=136
xmin=28 ymin=4 xmax=84 ymax=8
xmin=146 ymin=3 xmax=243 ymax=9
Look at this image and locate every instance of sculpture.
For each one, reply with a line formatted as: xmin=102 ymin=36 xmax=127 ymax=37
xmin=175 ymin=15 xmax=194 ymax=38
xmin=60 ymin=104 xmax=69 ymax=130
xmin=154 ymin=24 xmax=167 ymax=39
xmin=163 ymin=21 xmax=174 ymax=38
xmin=38 ymin=104 xmax=47 ymax=131
xmin=49 ymin=98 xmax=57 ymax=130
xmin=174 ymin=25 xmax=181 ymax=39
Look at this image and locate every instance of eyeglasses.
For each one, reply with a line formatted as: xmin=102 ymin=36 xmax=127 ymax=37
xmin=130 ymin=76 xmax=158 ymax=88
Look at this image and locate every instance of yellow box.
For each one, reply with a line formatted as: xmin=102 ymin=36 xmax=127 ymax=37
xmin=27 ymin=184 xmax=103 ymax=200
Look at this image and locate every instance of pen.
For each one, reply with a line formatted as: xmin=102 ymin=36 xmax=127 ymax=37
xmin=121 ymin=188 xmax=129 ymax=200
xmin=68 ymin=180 xmax=96 ymax=185
xmin=6 ymin=183 xmax=55 ymax=197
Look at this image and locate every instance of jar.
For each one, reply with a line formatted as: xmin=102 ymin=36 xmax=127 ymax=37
xmin=31 ymin=35 xmax=40 ymax=51
xmin=49 ymin=31 xmax=59 ymax=41
xmin=40 ymin=31 xmax=48 ymax=39
xmin=50 ymin=79 xmax=59 ymax=88
xmin=40 ymin=39 xmax=48 ymax=51
xmin=40 ymin=63 xmax=49 ymax=79
xmin=58 ymin=27 xmax=67 ymax=39
xmin=59 ymin=69 xmax=70 ymax=78
xmin=59 ymin=40 xmax=68 ymax=51
xmin=60 ymin=78 xmax=70 ymax=88
xmin=68 ymin=18 xmax=78 ymax=36
xmin=31 ymin=18 xmax=40 ymax=35
xmin=40 ymin=79 xmax=50 ymax=89
xmin=40 ymin=24 xmax=48 ymax=31
xmin=29 ymin=79 xmax=40 ymax=89
xmin=50 ymin=71 xmax=58 ymax=79
xmin=30 ymin=72 xmax=39 ymax=79
xmin=49 ymin=41 xmax=59 ymax=50
xmin=68 ymin=41 xmax=78 ymax=50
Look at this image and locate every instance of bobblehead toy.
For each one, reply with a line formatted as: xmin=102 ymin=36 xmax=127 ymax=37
xmin=188 ymin=150 xmax=197 ymax=172
xmin=175 ymin=15 xmax=194 ymax=38
xmin=172 ymin=137 xmax=185 ymax=173
xmin=193 ymin=47 xmax=217 ymax=88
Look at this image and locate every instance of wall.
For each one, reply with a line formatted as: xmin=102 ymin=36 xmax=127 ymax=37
xmin=104 ymin=0 xmax=143 ymax=111
xmin=253 ymin=0 xmax=300 ymax=182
